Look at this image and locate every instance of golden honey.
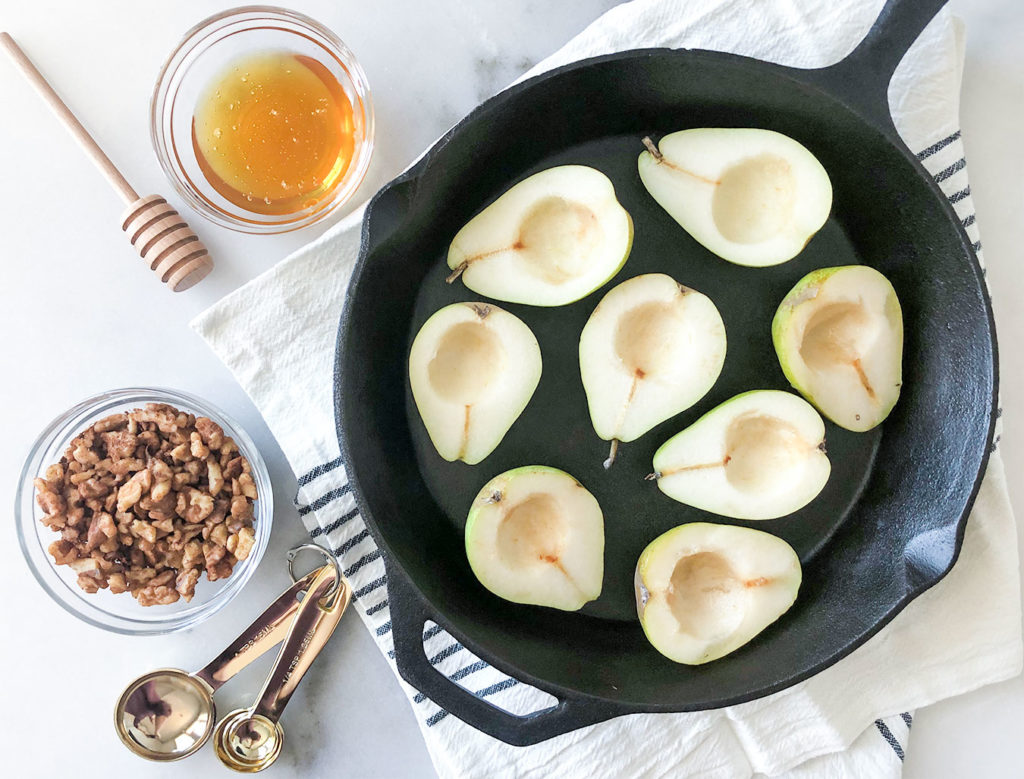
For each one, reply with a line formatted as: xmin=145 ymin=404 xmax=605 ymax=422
xmin=192 ymin=51 xmax=356 ymax=216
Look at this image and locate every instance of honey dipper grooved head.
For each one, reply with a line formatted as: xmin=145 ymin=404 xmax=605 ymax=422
xmin=121 ymin=195 xmax=213 ymax=292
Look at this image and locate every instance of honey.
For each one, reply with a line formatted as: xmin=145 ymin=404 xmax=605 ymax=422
xmin=192 ymin=51 xmax=356 ymax=216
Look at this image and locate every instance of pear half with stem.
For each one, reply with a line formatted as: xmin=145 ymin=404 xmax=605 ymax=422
xmin=638 ymin=129 xmax=832 ymax=266
xmin=579 ymin=273 xmax=726 ymax=467
xmin=465 ymin=466 xmax=604 ymax=611
xmin=651 ymin=390 xmax=830 ymax=520
xmin=409 ymin=302 xmax=541 ymax=465
xmin=446 ymin=165 xmax=633 ymax=306
xmin=772 ymin=265 xmax=903 ymax=432
xmin=635 ymin=522 xmax=802 ymax=664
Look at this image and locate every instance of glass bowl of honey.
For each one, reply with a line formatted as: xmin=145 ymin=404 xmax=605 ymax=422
xmin=151 ymin=6 xmax=374 ymax=233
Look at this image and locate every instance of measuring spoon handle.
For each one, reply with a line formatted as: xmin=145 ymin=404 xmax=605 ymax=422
xmin=193 ymin=568 xmax=322 ymax=691
xmin=251 ymin=567 xmax=351 ymax=723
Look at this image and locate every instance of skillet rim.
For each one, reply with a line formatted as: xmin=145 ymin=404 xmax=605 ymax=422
xmin=335 ymin=45 xmax=1000 ymax=713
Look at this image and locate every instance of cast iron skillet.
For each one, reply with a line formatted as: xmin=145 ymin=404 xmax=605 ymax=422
xmin=336 ymin=0 xmax=997 ymax=745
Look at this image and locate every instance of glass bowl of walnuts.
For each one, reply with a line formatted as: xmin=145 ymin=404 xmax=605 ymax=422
xmin=15 ymin=388 xmax=273 ymax=635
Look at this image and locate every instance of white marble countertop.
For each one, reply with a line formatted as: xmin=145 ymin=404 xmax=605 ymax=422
xmin=0 ymin=1 xmax=1020 ymax=776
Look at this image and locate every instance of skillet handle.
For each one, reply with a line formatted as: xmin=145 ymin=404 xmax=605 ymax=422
xmin=360 ymin=173 xmax=418 ymax=254
xmin=386 ymin=568 xmax=620 ymax=746
xmin=813 ymin=0 xmax=949 ymax=134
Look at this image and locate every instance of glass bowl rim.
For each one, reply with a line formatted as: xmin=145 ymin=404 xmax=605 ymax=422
xmin=149 ymin=4 xmax=375 ymax=234
xmin=15 ymin=386 xmax=273 ymax=635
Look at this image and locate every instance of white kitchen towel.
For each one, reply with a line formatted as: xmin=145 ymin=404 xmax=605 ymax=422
xmin=192 ymin=1 xmax=1022 ymax=777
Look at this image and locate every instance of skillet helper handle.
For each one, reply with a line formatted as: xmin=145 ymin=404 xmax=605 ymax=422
xmin=813 ymin=0 xmax=949 ymax=134
xmin=361 ymin=175 xmax=418 ymax=252
xmin=387 ymin=570 xmax=619 ymax=746
xmin=193 ymin=569 xmax=322 ymax=692
xmin=251 ymin=568 xmax=351 ymax=722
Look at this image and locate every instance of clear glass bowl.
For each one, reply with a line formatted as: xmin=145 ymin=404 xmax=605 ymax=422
xmin=151 ymin=5 xmax=374 ymax=233
xmin=15 ymin=388 xmax=273 ymax=635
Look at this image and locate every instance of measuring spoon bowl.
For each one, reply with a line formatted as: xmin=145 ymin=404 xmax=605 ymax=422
xmin=115 ymin=669 xmax=216 ymax=760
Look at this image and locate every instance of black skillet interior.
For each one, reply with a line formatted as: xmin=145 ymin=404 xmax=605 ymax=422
xmin=407 ymin=135 xmax=883 ymax=624
xmin=337 ymin=0 xmax=995 ymax=743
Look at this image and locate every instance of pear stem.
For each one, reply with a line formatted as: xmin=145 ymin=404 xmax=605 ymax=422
xmin=644 ymin=472 xmax=660 ymax=481
xmin=641 ymin=136 xmax=663 ymax=161
xmin=445 ymin=262 xmax=467 ymax=284
xmin=603 ymin=439 xmax=619 ymax=470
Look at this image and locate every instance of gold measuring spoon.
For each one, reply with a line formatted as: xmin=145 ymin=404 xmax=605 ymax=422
xmin=213 ymin=558 xmax=351 ymax=772
xmin=114 ymin=546 xmax=342 ymax=761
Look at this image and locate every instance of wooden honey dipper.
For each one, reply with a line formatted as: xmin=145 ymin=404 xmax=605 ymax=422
xmin=1 ymin=32 xmax=213 ymax=291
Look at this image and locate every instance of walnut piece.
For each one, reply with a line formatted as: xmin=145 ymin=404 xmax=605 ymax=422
xmin=35 ymin=403 xmax=258 ymax=606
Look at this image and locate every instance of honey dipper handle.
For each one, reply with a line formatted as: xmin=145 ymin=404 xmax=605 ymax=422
xmin=0 ymin=32 xmax=138 ymax=204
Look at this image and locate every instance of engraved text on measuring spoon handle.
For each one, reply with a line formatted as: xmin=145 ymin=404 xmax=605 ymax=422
xmin=252 ymin=571 xmax=351 ymax=722
xmin=193 ymin=569 xmax=322 ymax=691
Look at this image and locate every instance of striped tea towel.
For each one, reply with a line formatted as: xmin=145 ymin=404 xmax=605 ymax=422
xmin=192 ymin=0 xmax=1021 ymax=776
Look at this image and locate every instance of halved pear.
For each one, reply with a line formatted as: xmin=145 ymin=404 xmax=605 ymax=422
xmin=652 ymin=390 xmax=830 ymax=520
xmin=635 ymin=522 xmax=801 ymax=664
xmin=446 ymin=165 xmax=633 ymax=306
xmin=465 ymin=466 xmax=604 ymax=610
xmin=772 ymin=265 xmax=903 ymax=432
xmin=579 ymin=273 xmax=726 ymax=467
xmin=638 ymin=129 xmax=832 ymax=266
xmin=409 ymin=302 xmax=541 ymax=464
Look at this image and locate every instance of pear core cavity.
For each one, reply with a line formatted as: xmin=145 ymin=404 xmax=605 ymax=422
xmin=427 ymin=322 xmax=506 ymax=404
xmin=496 ymin=494 xmax=567 ymax=569
xmin=667 ymin=551 xmax=745 ymax=641
xmin=517 ymin=197 xmax=602 ymax=284
xmin=712 ymin=154 xmax=796 ymax=244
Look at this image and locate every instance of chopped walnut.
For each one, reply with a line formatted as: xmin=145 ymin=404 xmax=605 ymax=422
xmin=72 ymin=443 xmax=100 ymax=466
xmin=223 ymin=457 xmax=243 ymax=480
xmin=182 ymin=540 xmax=203 ymax=569
xmin=203 ymin=541 xmax=226 ymax=570
xmin=237 ymin=472 xmax=258 ymax=500
xmin=68 ymin=556 xmax=100 ymax=574
xmin=85 ymin=513 xmax=117 ymax=551
xmin=230 ymin=495 xmax=253 ymax=521
xmin=117 ymin=469 xmax=153 ymax=513
xmin=40 ymin=512 xmax=67 ymax=531
xmin=130 ymin=404 xmax=179 ymax=434
xmin=78 ymin=477 xmax=109 ymax=500
xmin=69 ymin=469 xmax=96 ymax=486
xmin=92 ymin=413 xmax=128 ymax=434
xmin=176 ymin=569 xmax=201 ymax=601
xmin=108 ymin=457 xmax=145 ymax=477
xmin=207 ymin=460 xmax=224 ymax=496
xmin=170 ymin=442 xmax=192 ymax=462
xmin=150 ymin=458 xmax=173 ymax=482
xmin=190 ymin=431 xmax=209 ymax=459
xmin=108 ymin=572 xmax=128 ymax=594
xmin=195 ymin=417 xmax=224 ymax=449
xmin=130 ymin=519 xmax=158 ymax=545
xmin=102 ymin=430 xmax=138 ymax=460
xmin=232 ymin=527 xmax=256 ymax=561
xmin=209 ymin=522 xmax=229 ymax=548
xmin=150 ymin=477 xmax=171 ymax=504
xmin=48 ymin=539 xmax=78 ymax=565
xmin=206 ymin=558 xmax=235 ymax=582
xmin=137 ymin=584 xmax=180 ymax=607
xmin=77 ymin=573 xmax=103 ymax=594
xmin=35 ymin=403 xmax=258 ymax=606
xmin=186 ymin=489 xmax=215 ymax=523
xmin=35 ymin=480 xmax=66 ymax=515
